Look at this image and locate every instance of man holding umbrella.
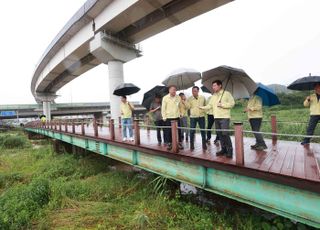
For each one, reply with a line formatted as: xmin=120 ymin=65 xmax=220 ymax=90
xmin=287 ymin=74 xmax=320 ymax=145
xmin=301 ymin=83 xmax=320 ymax=145
xmin=149 ymin=95 xmax=165 ymax=146
xmin=120 ymin=96 xmax=134 ymax=142
xmin=161 ymin=85 xmax=184 ymax=151
xmin=200 ymin=80 xmax=235 ymax=158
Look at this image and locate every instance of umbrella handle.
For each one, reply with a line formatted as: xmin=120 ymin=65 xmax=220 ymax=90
xmin=219 ymin=74 xmax=231 ymax=102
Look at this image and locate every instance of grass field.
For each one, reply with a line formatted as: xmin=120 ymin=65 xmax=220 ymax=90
xmin=0 ymin=130 xmax=314 ymax=229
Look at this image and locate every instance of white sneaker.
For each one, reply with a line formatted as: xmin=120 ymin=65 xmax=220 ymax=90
xmin=122 ymin=137 xmax=127 ymax=142
xmin=129 ymin=137 xmax=134 ymax=142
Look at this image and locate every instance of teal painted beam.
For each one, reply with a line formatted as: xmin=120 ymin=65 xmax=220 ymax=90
xmin=24 ymin=128 xmax=320 ymax=228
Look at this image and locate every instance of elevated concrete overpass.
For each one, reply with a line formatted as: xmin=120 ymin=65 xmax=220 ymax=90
xmin=31 ymin=0 xmax=233 ymax=120
xmin=0 ymin=102 xmax=146 ymax=120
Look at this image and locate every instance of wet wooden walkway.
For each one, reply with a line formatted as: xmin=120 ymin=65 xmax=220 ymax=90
xmin=44 ymin=124 xmax=320 ymax=193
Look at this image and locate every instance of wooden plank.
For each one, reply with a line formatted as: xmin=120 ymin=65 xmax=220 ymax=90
xmin=304 ymin=147 xmax=320 ymax=181
xmin=292 ymin=147 xmax=305 ymax=179
xmin=269 ymin=145 xmax=288 ymax=174
xmin=280 ymin=145 xmax=296 ymax=176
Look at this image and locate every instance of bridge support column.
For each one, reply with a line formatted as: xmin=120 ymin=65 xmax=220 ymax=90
xmin=43 ymin=101 xmax=51 ymax=121
xmin=36 ymin=94 xmax=57 ymax=122
xmin=108 ymin=60 xmax=124 ymax=119
xmin=90 ymin=32 xmax=141 ymax=120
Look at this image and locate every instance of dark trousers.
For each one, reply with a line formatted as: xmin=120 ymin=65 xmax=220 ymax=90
xmin=164 ymin=118 xmax=182 ymax=143
xmin=249 ymin=118 xmax=266 ymax=146
xmin=207 ymin=114 xmax=219 ymax=141
xmin=155 ymin=119 xmax=165 ymax=143
xmin=303 ymin=115 xmax=320 ymax=143
xmin=190 ymin=117 xmax=206 ymax=143
xmin=215 ymin=118 xmax=233 ymax=153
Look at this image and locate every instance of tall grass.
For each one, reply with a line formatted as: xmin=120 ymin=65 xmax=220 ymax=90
xmin=0 ymin=131 xmax=313 ymax=229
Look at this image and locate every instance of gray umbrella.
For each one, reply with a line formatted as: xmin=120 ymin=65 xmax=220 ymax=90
xmin=162 ymin=68 xmax=201 ymax=90
xmin=287 ymin=74 xmax=320 ymax=91
xmin=202 ymin=65 xmax=257 ymax=100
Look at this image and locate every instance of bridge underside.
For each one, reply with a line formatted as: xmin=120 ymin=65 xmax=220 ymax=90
xmin=33 ymin=0 xmax=233 ymax=96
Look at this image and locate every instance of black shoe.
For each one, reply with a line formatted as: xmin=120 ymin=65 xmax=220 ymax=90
xmin=158 ymin=142 xmax=162 ymax=146
xmin=202 ymin=141 xmax=207 ymax=150
xmin=216 ymin=150 xmax=224 ymax=156
xmin=190 ymin=142 xmax=195 ymax=150
xmin=301 ymin=141 xmax=309 ymax=145
xmin=250 ymin=144 xmax=258 ymax=149
xmin=253 ymin=145 xmax=267 ymax=151
xmin=214 ymin=140 xmax=219 ymax=146
xmin=226 ymin=153 xmax=233 ymax=158
xmin=167 ymin=143 xmax=172 ymax=151
xmin=178 ymin=143 xmax=184 ymax=150
xmin=206 ymin=139 xmax=211 ymax=145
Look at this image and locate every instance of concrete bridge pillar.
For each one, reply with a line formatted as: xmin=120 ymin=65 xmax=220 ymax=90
xmin=89 ymin=32 xmax=141 ymax=120
xmin=43 ymin=101 xmax=51 ymax=121
xmin=36 ymin=93 xmax=57 ymax=121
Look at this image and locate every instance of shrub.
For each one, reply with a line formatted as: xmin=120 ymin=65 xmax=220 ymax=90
xmin=0 ymin=135 xmax=29 ymax=149
xmin=0 ymin=178 xmax=50 ymax=229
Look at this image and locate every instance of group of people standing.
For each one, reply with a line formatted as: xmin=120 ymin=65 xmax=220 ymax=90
xmin=149 ymin=80 xmax=267 ymax=158
xmin=120 ymin=82 xmax=320 ymax=157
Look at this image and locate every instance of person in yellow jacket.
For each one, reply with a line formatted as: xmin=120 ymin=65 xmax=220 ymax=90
xmin=40 ymin=115 xmax=46 ymax=124
xmin=206 ymin=95 xmax=220 ymax=145
xmin=179 ymin=92 xmax=189 ymax=142
xmin=120 ymin=96 xmax=134 ymax=142
xmin=161 ymin=85 xmax=183 ymax=151
xmin=182 ymin=86 xmax=207 ymax=150
xmin=301 ymin=83 xmax=320 ymax=145
xmin=244 ymin=94 xmax=267 ymax=150
xmin=200 ymin=80 xmax=235 ymax=158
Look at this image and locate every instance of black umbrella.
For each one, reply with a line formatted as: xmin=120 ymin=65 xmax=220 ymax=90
xmin=201 ymin=85 xmax=211 ymax=94
xmin=287 ymin=74 xmax=320 ymax=91
xmin=39 ymin=115 xmax=46 ymax=119
xmin=142 ymin=85 xmax=168 ymax=109
xmin=113 ymin=83 xmax=140 ymax=96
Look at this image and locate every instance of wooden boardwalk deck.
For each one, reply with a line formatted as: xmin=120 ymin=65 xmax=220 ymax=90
xmin=51 ymin=124 xmax=320 ymax=193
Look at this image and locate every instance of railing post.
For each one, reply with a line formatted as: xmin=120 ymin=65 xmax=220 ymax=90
xmin=146 ymin=116 xmax=150 ymax=134
xmin=72 ymin=121 xmax=75 ymax=134
xmin=134 ymin=120 xmax=140 ymax=145
xmin=93 ymin=118 xmax=98 ymax=137
xmin=50 ymin=122 xmax=53 ymax=130
xmin=171 ymin=120 xmax=179 ymax=153
xmin=65 ymin=122 xmax=68 ymax=133
xmin=234 ymin=122 xmax=244 ymax=166
xmin=81 ymin=122 xmax=85 ymax=135
xmin=118 ymin=117 xmax=122 ymax=129
xmin=271 ymin=115 xmax=277 ymax=144
xmin=59 ymin=121 xmax=62 ymax=131
xmin=54 ymin=122 xmax=57 ymax=130
xmin=109 ymin=119 xmax=115 ymax=140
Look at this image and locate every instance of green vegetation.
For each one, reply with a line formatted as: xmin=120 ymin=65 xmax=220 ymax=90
xmin=0 ymin=131 xmax=314 ymax=229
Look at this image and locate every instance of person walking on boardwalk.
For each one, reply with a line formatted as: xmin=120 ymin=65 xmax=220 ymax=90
xmin=206 ymin=95 xmax=220 ymax=145
xmin=149 ymin=95 xmax=166 ymax=146
xmin=120 ymin=95 xmax=134 ymax=142
xmin=200 ymin=80 xmax=235 ymax=158
xmin=182 ymin=86 xmax=207 ymax=150
xmin=179 ymin=92 xmax=189 ymax=142
xmin=244 ymin=93 xmax=267 ymax=150
xmin=301 ymin=83 xmax=320 ymax=145
xmin=40 ymin=115 xmax=46 ymax=124
xmin=161 ymin=85 xmax=184 ymax=151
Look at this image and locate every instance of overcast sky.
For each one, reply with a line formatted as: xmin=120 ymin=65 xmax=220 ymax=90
xmin=1 ymin=0 xmax=320 ymax=105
